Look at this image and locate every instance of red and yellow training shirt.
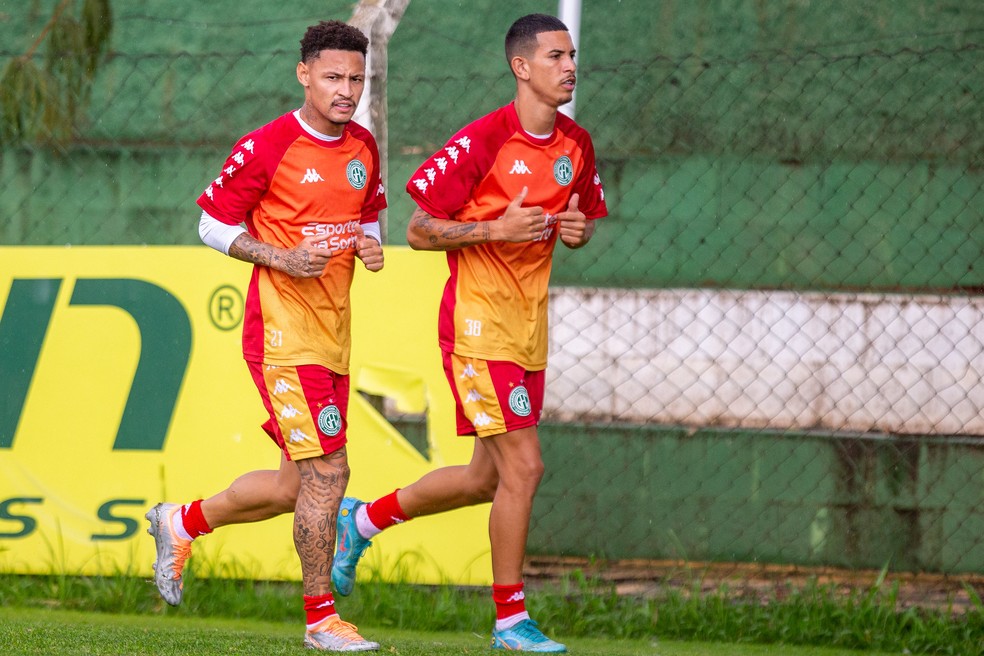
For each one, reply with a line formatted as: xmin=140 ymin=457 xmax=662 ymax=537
xmin=406 ymin=102 xmax=607 ymax=370
xmin=198 ymin=111 xmax=386 ymax=374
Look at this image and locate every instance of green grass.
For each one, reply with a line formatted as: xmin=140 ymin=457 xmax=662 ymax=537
xmin=0 ymin=565 xmax=981 ymax=655
xmin=0 ymin=606 xmax=900 ymax=656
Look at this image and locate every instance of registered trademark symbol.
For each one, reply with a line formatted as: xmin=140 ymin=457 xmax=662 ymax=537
xmin=208 ymin=285 xmax=244 ymax=331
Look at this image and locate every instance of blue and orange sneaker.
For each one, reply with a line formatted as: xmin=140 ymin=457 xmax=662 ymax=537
xmin=491 ymin=619 xmax=567 ymax=652
xmin=332 ymin=497 xmax=372 ymax=596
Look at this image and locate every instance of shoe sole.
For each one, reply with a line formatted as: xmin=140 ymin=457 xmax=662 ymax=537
xmin=303 ymin=635 xmax=380 ymax=651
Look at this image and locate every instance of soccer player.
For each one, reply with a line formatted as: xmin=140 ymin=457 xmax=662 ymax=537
xmin=145 ymin=20 xmax=384 ymax=652
xmin=332 ymin=13 xmax=606 ymax=653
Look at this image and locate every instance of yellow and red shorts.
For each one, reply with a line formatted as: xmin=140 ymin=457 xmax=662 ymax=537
xmin=442 ymin=351 xmax=545 ymax=438
xmin=247 ymin=361 xmax=349 ymax=461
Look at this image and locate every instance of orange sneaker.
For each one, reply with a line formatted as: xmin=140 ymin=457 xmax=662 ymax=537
xmin=303 ymin=615 xmax=379 ymax=652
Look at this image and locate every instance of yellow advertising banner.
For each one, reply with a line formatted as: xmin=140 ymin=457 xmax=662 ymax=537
xmin=0 ymin=246 xmax=491 ymax=586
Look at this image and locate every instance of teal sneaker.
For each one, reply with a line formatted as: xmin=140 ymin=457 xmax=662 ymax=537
xmin=333 ymin=497 xmax=371 ymax=596
xmin=491 ymin=619 xmax=567 ymax=652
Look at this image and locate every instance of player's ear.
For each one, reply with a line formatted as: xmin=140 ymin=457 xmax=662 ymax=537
xmin=296 ymin=61 xmax=309 ymax=87
xmin=510 ymin=55 xmax=530 ymax=81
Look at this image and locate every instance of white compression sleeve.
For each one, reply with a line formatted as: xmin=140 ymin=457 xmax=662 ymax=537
xmin=199 ymin=211 xmax=247 ymax=255
xmin=361 ymin=220 xmax=381 ymax=244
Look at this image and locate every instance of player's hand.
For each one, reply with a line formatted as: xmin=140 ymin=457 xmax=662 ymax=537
xmin=355 ymin=224 xmax=384 ymax=272
xmin=557 ymin=193 xmax=591 ymax=248
xmin=282 ymin=235 xmax=332 ymax=278
xmin=493 ymin=186 xmax=545 ymax=243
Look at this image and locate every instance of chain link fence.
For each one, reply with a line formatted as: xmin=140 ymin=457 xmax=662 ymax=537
xmin=3 ymin=2 xmax=984 ymax=607
xmin=387 ymin=31 xmax=984 ymax=601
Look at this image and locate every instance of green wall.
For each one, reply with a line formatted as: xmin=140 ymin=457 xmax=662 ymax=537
xmin=535 ymin=424 xmax=984 ymax=573
xmin=3 ymin=1 xmax=982 ymax=290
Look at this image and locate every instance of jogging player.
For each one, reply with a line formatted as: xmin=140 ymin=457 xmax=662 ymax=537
xmin=332 ymin=13 xmax=607 ymax=653
xmin=145 ymin=20 xmax=384 ymax=652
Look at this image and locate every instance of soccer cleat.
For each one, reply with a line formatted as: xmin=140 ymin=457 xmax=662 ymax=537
xmin=145 ymin=502 xmax=192 ymax=606
xmin=332 ymin=497 xmax=372 ymax=596
xmin=303 ymin=615 xmax=379 ymax=651
xmin=491 ymin=619 xmax=567 ymax=652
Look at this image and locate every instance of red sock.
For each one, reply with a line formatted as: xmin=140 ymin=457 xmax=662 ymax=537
xmin=181 ymin=500 xmax=213 ymax=538
xmin=303 ymin=593 xmax=336 ymax=627
xmin=365 ymin=489 xmax=410 ymax=531
xmin=492 ymin=582 xmax=527 ymax=621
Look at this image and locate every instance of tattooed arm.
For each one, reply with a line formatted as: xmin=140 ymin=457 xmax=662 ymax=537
xmin=228 ymin=232 xmax=332 ymax=279
xmin=406 ymin=186 xmax=546 ymax=252
xmin=406 ymin=208 xmax=491 ymax=251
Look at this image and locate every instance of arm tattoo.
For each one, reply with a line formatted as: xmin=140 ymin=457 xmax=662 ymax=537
xmin=278 ymin=247 xmax=313 ymax=277
xmin=412 ymin=208 xmax=492 ymax=251
xmin=414 ymin=212 xmax=433 ymax=232
xmin=228 ymin=232 xmax=312 ymax=276
xmin=440 ymin=223 xmax=479 ymax=240
xmin=228 ymin=233 xmax=272 ymax=265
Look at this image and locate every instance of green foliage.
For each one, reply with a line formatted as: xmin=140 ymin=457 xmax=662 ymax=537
xmin=0 ymin=58 xmax=54 ymax=142
xmin=0 ymin=0 xmax=112 ymax=144
xmin=640 ymin=577 xmax=984 ymax=656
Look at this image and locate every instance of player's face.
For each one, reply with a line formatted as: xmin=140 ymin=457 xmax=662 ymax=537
xmin=296 ymin=48 xmax=366 ymax=136
xmin=526 ymin=30 xmax=577 ymax=108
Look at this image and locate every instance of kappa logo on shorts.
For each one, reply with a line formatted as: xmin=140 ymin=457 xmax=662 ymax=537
xmin=280 ymin=404 xmax=303 ymax=419
xmin=346 ymin=159 xmax=368 ymax=190
xmin=318 ymin=404 xmax=343 ymax=436
xmin=508 ymin=386 xmax=532 ymax=417
xmin=553 ymin=155 xmax=573 ymax=186
xmin=288 ymin=428 xmax=311 ymax=443
xmin=473 ymin=412 xmax=494 ymax=427
xmin=273 ymin=378 xmax=294 ymax=395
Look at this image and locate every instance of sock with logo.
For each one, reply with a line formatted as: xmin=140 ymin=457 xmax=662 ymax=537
xmin=492 ymin=582 xmax=530 ymax=630
xmin=174 ymin=500 xmax=213 ymax=540
xmin=360 ymin=489 xmax=410 ymax=538
xmin=303 ymin=593 xmax=337 ymax=629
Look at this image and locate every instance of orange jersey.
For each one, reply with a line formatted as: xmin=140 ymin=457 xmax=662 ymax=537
xmin=406 ymin=103 xmax=606 ymax=369
xmin=198 ymin=112 xmax=386 ymax=373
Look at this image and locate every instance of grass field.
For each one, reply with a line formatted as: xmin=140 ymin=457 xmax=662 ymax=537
xmin=0 ymin=570 xmax=980 ymax=655
xmin=0 ymin=607 xmax=904 ymax=656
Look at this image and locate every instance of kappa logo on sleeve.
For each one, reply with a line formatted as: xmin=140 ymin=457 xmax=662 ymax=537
xmin=411 ymin=134 xmax=472 ymax=195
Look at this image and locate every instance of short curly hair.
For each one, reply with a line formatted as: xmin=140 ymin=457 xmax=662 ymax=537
xmin=299 ymin=20 xmax=369 ymax=63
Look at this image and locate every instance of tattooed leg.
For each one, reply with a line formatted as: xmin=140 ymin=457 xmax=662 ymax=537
xmin=293 ymin=448 xmax=351 ymax=596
